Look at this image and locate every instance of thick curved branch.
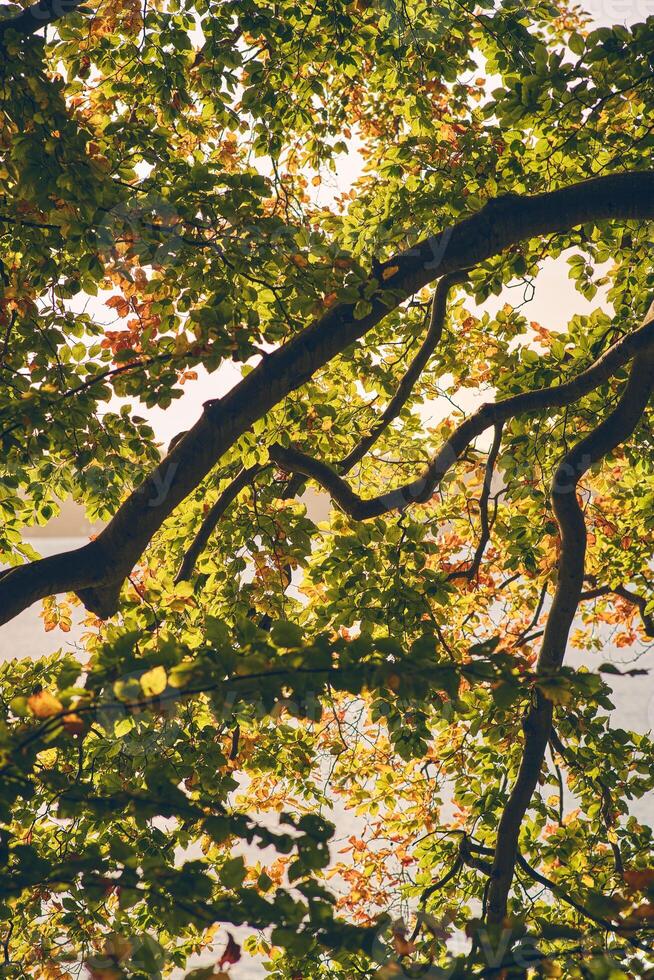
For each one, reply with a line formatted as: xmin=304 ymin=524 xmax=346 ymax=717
xmin=0 ymin=0 xmax=88 ymax=39
xmin=485 ymin=331 xmax=654 ymax=925
xmin=2 ymin=171 xmax=654 ymax=624
xmin=269 ymin=310 xmax=654 ymax=520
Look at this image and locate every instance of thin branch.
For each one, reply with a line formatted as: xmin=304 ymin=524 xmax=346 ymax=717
xmin=339 ymin=270 xmax=468 ymax=471
xmin=448 ymin=422 xmax=503 ymax=581
xmin=550 ymin=728 xmax=624 ymax=875
xmin=175 ymin=464 xmax=264 ymax=583
xmin=512 ymin=581 xmax=548 ymax=648
xmin=515 ymin=853 xmax=652 ymax=954
xmin=580 ymin=582 xmax=654 ymax=637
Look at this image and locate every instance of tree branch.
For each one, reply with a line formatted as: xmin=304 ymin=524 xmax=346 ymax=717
xmin=175 ymin=464 xmax=264 ymax=583
xmin=580 ymin=582 xmax=654 ymax=637
xmin=448 ymin=422 xmax=503 ymax=581
xmin=2 ymin=171 xmax=654 ymax=624
xmin=269 ymin=309 xmax=654 ymax=521
xmin=0 ymin=0 xmax=88 ymax=40
xmin=338 ymin=270 xmax=468 ymax=471
xmin=174 ymin=276 xmax=466 ymax=580
xmin=485 ymin=323 xmax=654 ymax=925
xmin=515 ymin=852 xmax=652 ymax=953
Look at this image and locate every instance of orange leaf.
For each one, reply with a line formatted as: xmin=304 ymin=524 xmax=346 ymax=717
xmin=62 ymin=712 xmax=86 ymax=736
xmin=382 ymin=265 xmax=399 ymax=281
xmin=27 ymin=690 xmax=63 ymax=719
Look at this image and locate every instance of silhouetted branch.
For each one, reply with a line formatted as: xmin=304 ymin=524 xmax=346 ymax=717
xmin=3 ymin=172 xmax=654 ymax=623
xmin=269 ymin=310 xmax=654 ymax=521
xmin=486 ymin=328 xmax=654 ymax=925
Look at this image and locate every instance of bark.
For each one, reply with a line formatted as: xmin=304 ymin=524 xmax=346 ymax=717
xmin=268 ymin=309 xmax=654 ymax=519
xmin=2 ymin=171 xmax=654 ymax=624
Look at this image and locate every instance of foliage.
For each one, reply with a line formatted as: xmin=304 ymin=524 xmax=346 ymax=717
xmin=1 ymin=0 xmax=654 ymax=976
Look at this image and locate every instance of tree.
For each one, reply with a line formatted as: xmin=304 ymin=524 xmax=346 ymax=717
xmin=1 ymin=0 xmax=654 ymax=974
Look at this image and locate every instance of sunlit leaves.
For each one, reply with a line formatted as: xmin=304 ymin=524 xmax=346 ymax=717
xmin=2 ymin=0 xmax=654 ymax=975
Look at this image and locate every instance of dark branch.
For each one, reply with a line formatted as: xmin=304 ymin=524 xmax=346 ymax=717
xmin=486 ymin=325 xmax=654 ymax=925
xmin=512 ymin=581 xmax=548 ymax=648
xmin=339 ymin=270 xmax=468 ymax=471
xmin=580 ymin=582 xmax=654 ymax=637
xmin=3 ymin=171 xmax=654 ymax=624
xmin=515 ymin=853 xmax=652 ymax=953
xmin=175 ymin=464 xmax=263 ymax=583
xmin=0 ymin=0 xmax=88 ymax=39
xmin=448 ymin=422 xmax=503 ymax=581
xmin=269 ymin=309 xmax=654 ymax=521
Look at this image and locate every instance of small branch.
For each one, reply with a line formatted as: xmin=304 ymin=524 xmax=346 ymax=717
xmin=419 ymin=857 xmax=462 ymax=906
xmin=448 ymin=422 xmax=503 ymax=581
xmin=512 ymin=581 xmax=548 ymax=648
xmin=580 ymin=581 xmax=654 ymax=637
xmin=339 ymin=270 xmax=468 ymax=471
xmin=175 ymin=464 xmax=264 ymax=583
xmin=515 ymin=853 xmax=652 ymax=954
xmin=550 ymin=729 xmax=624 ymax=875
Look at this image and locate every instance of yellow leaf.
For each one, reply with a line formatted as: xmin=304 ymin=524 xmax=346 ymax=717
xmin=382 ymin=265 xmax=399 ymax=281
xmin=27 ymin=690 xmax=63 ymax=719
xmin=140 ymin=666 xmax=167 ymax=697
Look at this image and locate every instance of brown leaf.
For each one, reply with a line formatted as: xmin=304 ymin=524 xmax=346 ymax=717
xmin=27 ymin=690 xmax=63 ymax=719
xmin=62 ymin=712 xmax=86 ymax=736
xmin=218 ymin=933 xmax=241 ymax=969
xmin=624 ymin=868 xmax=654 ymax=892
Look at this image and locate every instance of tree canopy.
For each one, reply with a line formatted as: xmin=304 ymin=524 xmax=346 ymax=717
xmin=1 ymin=0 xmax=654 ymax=976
